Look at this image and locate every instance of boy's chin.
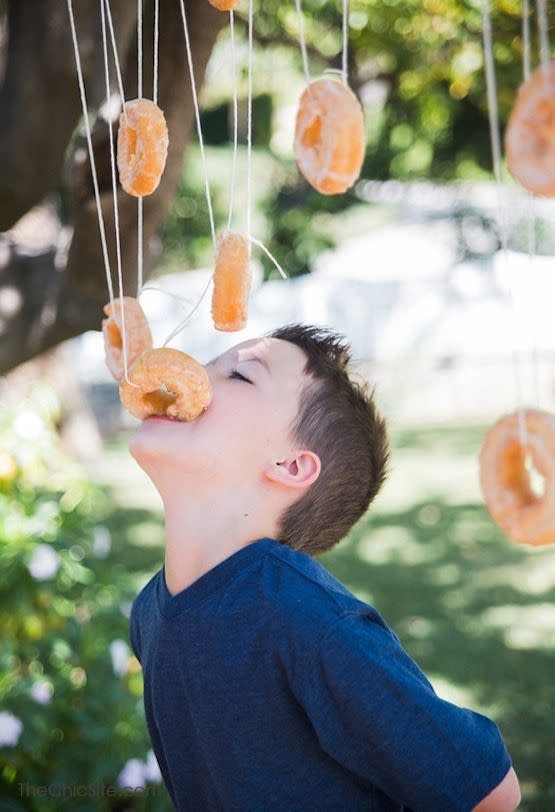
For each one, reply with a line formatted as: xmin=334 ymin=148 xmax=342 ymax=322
xmin=128 ymin=419 xmax=189 ymax=466
xmin=128 ymin=422 xmax=163 ymax=464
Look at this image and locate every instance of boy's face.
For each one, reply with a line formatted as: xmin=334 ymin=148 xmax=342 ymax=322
xmin=129 ymin=336 xmax=310 ymax=490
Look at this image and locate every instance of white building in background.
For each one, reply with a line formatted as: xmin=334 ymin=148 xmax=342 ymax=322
xmin=73 ymin=217 xmax=555 ymax=429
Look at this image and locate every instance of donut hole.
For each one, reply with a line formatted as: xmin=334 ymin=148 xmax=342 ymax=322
xmin=535 ymin=98 xmax=555 ymax=141
xmin=524 ymin=452 xmax=546 ymax=499
xmin=106 ymin=321 xmax=123 ymax=350
xmin=499 ymin=441 xmax=538 ymax=507
xmin=143 ymin=386 xmax=176 ymax=413
xmin=302 ymin=114 xmax=322 ymax=154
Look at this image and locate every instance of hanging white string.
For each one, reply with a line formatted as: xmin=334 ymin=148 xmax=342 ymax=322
xmin=523 ymin=0 xmax=532 ymax=81
xmin=137 ymin=201 xmax=144 ymax=291
xmin=227 ymin=10 xmax=238 ymax=231
xmin=100 ymin=0 xmax=132 ymax=384
xmin=481 ymin=0 xmax=528 ymax=448
xmin=177 ymin=0 xmax=217 ymax=248
xmin=246 ymin=0 xmax=254 ymax=259
xmin=104 ymin=0 xmax=126 ymax=111
xmin=294 ymin=0 xmax=311 ymax=85
xmin=153 ymin=0 xmax=159 ymax=105
xmin=342 ymin=0 xmax=349 ymax=85
xmin=137 ymin=0 xmax=144 ymax=294
xmin=140 ymin=285 xmax=195 ymax=306
xmin=159 ymin=0 xmax=219 ymax=347
xmin=160 ymin=231 xmax=290 ymax=348
xmin=158 ymin=0 xmax=222 ymax=348
xmin=161 ymin=275 xmax=214 ymax=347
xmin=248 ymin=235 xmax=289 ymax=279
xmin=536 ymin=0 xmax=550 ymax=72
xmin=66 ymin=0 xmax=114 ymax=304
xmin=104 ymin=0 xmax=205 ymax=339
xmin=137 ymin=0 xmax=143 ymax=96
xmin=522 ymin=0 xmax=541 ymax=408
xmin=160 ymin=0 xmax=289 ymax=348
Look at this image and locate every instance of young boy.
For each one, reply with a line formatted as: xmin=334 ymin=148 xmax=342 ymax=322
xmin=128 ymin=323 xmax=520 ymax=811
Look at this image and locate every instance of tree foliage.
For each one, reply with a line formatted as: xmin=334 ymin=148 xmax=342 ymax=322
xmin=0 ymin=0 xmax=549 ymax=368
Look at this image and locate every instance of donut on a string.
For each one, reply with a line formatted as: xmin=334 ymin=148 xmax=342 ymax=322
xmin=478 ymin=1 xmax=555 ymax=548
xmin=117 ymin=98 xmax=169 ymax=197
xmin=102 ymin=296 xmax=153 ymax=381
xmin=479 ymin=409 xmax=555 ymax=547
xmin=294 ymin=76 xmax=365 ymax=195
xmin=505 ymin=59 xmax=555 ymax=197
xmin=211 ymin=229 xmax=251 ymax=332
xmin=119 ymin=348 xmax=212 ymax=422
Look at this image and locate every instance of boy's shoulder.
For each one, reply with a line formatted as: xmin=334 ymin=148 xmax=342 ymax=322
xmin=265 ymin=541 xmax=394 ymax=641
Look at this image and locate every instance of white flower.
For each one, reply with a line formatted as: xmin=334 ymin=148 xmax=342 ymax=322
xmin=92 ymin=525 xmax=111 ymax=558
xmin=109 ymin=639 xmax=130 ymax=677
xmin=0 ymin=711 xmax=23 ymax=747
xmin=30 ymin=681 xmax=53 ymax=705
xmin=144 ymin=749 xmax=162 ymax=783
xmin=120 ymin=601 xmax=132 ymax=619
xmin=13 ymin=411 xmax=44 ymax=440
xmin=118 ymin=758 xmax=146 ymax=789
xmin=27 ymin=544 xmax=60 ymax=581
xmin=99 ymin=92 xmax=122 ymax=121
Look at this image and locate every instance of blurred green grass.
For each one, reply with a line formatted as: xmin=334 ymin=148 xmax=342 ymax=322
xmin=95 ymin=423 xmax=555 ymax=811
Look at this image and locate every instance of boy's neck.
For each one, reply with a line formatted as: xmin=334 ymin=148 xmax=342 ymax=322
xmin=161 ymin=488 xmax=271 ymax=596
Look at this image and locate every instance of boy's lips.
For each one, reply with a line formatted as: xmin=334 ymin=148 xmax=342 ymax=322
xmin=145 ymin=415 xmax=180 ymax=424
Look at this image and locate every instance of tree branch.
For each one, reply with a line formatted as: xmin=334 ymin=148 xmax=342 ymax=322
xmin=0 ymin=0 xmax=225 ymax=374
xmin=0 ymin=0 xmax=117 ymax=229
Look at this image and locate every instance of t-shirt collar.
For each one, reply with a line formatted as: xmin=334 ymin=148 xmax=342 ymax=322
xmin=157 ymin=536 xmax=280 ymax=618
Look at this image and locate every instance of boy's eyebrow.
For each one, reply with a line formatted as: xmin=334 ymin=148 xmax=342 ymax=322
xmin=242 ymin=354 xmax=272 ymax=377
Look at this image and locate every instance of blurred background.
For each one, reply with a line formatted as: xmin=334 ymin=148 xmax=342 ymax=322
xmin=0 ymin=0 xmax=554 ymax=809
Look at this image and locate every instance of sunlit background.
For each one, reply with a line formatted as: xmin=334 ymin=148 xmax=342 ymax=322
xmin=1 ymin=0 xmax=554 ymax=809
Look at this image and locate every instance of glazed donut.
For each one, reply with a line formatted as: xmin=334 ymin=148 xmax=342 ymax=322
xmin=294 ymin=76 xmax=365 ymax=195
xmin=211 ymin=229 xmax=251 ymax=332
xmin=505 ymin=60 xmax=555 ymax=197
xmin=102 ymin=296 xmax=153 ymax=381
xmin=208 ymin=0 xmax=238 ymax=9
xmin=117 ymin=98 xmax=169 ymax=197
xmin=479 ymin=408 xmax=555 ymax=547
xmin=119 ymin=347 xmax=212 ymax=422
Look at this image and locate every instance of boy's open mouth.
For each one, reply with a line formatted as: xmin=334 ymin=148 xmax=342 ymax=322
xmin=146 ymin=415 xmax=179 ymax=423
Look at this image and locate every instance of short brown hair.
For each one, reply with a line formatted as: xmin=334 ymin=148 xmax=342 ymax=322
xmin=265 ymin=323 xmax=389 ymax=556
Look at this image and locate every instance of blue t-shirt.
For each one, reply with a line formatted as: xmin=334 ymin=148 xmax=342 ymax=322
xmin=129 ymin=537 xmax=512 ymax=811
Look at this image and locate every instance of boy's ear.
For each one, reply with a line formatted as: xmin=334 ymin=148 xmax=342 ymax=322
xmin=264 ymin=451 xmax=321 ymax=489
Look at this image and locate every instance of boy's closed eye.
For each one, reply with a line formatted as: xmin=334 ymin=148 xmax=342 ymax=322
xmin=228 ymin=369 xmax=253 ymax=384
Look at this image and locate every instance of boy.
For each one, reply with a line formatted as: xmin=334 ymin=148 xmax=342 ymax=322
xmin=128 ymin=323 xmax=520 ymax=811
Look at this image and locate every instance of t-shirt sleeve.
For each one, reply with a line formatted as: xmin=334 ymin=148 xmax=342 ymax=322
xmin=291 ymin=610 xmax=512 ymax=812
xmin=129 ymin=601 xmax=142 ymax=663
